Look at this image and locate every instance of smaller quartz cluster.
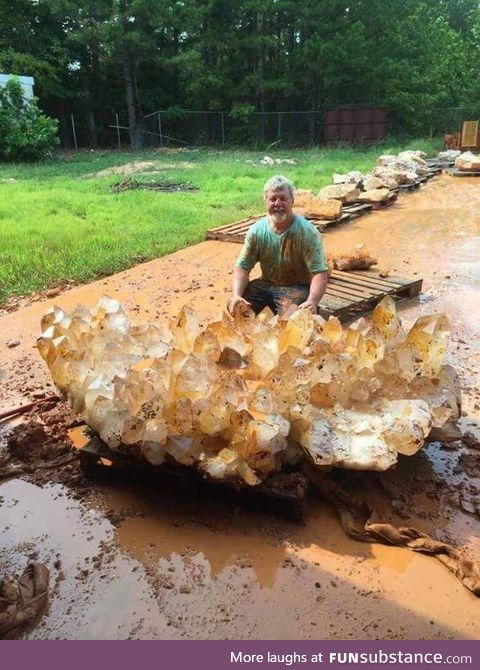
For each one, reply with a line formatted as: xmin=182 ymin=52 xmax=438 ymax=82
xmin=38 ymin=296 xmax=460 ymax=485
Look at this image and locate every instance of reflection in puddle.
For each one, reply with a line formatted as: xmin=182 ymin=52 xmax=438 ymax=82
xmin=111 ymin=485 xmax=291 ymax=588
xmin=370 ymin=544 xmax=414 ymax=574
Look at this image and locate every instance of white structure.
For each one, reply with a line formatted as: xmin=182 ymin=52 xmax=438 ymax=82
xmin=0 ymin=74 xmax=35 ymax=99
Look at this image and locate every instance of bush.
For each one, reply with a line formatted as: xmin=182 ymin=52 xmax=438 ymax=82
xmin=0 ymin=77 xmax=59 ymax=161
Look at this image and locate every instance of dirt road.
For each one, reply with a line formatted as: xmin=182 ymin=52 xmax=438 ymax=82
xmin=1 ymin=174 xmax=479 ymax=639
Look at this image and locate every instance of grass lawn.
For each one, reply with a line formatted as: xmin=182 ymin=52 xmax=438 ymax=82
xmin=0 ymin=138 xmax=442 ymax=305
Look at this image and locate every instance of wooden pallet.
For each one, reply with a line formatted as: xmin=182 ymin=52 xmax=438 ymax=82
xmin=397 ymin=181 xmax=420 ymax=192
xmin=206 ymin=210 xmax=352 ymax=243
xmin=447 ymin=168 xmax=480 ymax=177
xmin=79 ymin=436 xmax=309 ymax=520
xmin=319 ymin=270 xmax=423 ymax=321
xmin=397 ymin=174 xmax=432 ymax=191
xmin=343 ymin=203 xmax=373 ymax=219
xmin=426 ymin=158 xmax=454 ymax=168
xmin=369 ymin=191 xmax=398 ymax=210
xmin=299 ymin=211 xmax=352 ymax=227
xmin=206 ymin=213 xmax=263 ymax=242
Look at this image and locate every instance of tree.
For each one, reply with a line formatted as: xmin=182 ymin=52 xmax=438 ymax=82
xmin=2 ymin=0 xmax=479 ymax=145
xmin=0 ymin=77 xmax=59 ymax=160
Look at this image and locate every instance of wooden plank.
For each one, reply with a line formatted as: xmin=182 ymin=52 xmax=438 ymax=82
xmin=208 ymin=214 xmax=265 ymax=233
xmin=343 ymin=203 xmax=373 ymax=219
xmin=328 ymin=279 xmax=381 ymax=297
xmin=319 ymin=300 xmax=352 ymax=314
xmin=209 ymin=220 xmax=257 ymax=235
xmin=327 ymin=281 xmax=385 ymax=302
xmin=332 ymin=270 xmax=399 ymax=288
xmin=357 ymin=272 xmax=423 ymax=296
xmin=331 ymin=271 xmax=408 ymax=292
xmin=395 ymin=279 xmax=423 ymax=298
xmin=329 ymin=272 xmax=397 ymax=294
xmin=319 ymin=298 xmax=352 ymax=313
xmin=332 ymin=269 xmax=391 ymax=284
xmin=343 ymin=203 xmax=373 ymax=213
xmin=317 ymin=212 xmax=352 ymax=228
xmin=397 ymin=182 xmax=419 ymax=191
xmin=320 ymin=291 xmax=352 ymax=305
xmin=353 ymin=270 xmax=403 ymax=285
xmin=448 ymin=168 xmax=480 ymax=177
xmin=328 ymin=278 xmax=382 ymax=299
xmin=325 ymin=286 xmax=373 ymax=302
xmin=352 ymin=272 xmax=423 ymax=296
xmin=220 ymin=223 xmax=253 ymax=235
xmin=210 ymin=230 xmax=246 ymax=243
xmin=356 ymin=270 xmax=413 ymax=286
xmin=305 ymin=215 xmax=340 ymax=223
xmin=217 ymin=222 xmax=255 ymax=234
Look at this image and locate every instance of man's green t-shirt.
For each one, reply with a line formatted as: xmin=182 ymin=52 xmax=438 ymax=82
xmin=235 ymin=214 xmax=328 ymax=285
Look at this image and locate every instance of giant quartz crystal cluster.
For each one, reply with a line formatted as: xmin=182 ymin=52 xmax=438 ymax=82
xmin=38 ymin=297 xmax=461 ymax=484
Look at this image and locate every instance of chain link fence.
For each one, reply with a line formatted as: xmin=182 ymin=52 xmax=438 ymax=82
xmin=61 ymin=106 xmax=480 ymax=149
xmin=141 ymin=109 xmax=366 ymax=147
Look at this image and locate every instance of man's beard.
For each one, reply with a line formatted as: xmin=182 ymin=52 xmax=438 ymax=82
xmin=270 ymin=210 xmax=287 ymax=225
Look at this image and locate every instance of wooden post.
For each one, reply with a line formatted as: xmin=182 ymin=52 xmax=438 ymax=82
xmin=277 ymin=112 xmax=282 ymax=141
xmin=115 ymin=113 xmax=121 ymax=151
xmin=71 ymin=114 xmax=78 ymax=151
xmin=221 ymin=113 xmax=225 ymax=145
xmin=158 ymin=112 xmax=163 ymax=147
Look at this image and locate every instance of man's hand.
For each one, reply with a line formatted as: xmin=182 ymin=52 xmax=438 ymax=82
xmin=229 ymin=267 xmax=251 ymax=314
xmin=227 ymin=294 xmax=252 ymax=315
xmin=297 ymin=298 xmax=318 ymax=314
xmin=301 ymin=272 xmax=328 ymax=314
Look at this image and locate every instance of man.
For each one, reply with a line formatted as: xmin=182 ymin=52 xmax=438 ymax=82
xmin=228 ymin=175 xmax=329 ymax=315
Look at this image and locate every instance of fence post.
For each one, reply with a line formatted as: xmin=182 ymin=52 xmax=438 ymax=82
xmin=221 ymin=113 xmax=225 ymax=145
xmin=158 ymin=112 xmax=163 ymax=147
xmin=115 ymin=113 xmax=121 ymax=151
xmin=277 ymin=112 xmax=282 ymax=141
xmin=71 ymin=114 xmax=78 ymax=151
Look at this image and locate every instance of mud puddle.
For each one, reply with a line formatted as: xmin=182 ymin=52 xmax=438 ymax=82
xmin=1 ymin=174 xmax=480 ymax=639
xmin=2 ymin=462 xmax=478 ymax=639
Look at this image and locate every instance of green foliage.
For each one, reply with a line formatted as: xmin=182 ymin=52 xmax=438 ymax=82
xmin=1 ymin=0 xmax=479 ymax=143
xmin=0 ymin=78 xmax=59 ymax=161
xmin=230 ymin=104 xmax=256 ymax=121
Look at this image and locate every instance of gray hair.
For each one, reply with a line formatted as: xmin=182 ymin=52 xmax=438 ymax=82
xmin=263 ymin=175 xmax=295 ymax=199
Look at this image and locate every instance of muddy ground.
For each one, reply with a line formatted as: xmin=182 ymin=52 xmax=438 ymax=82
xmin=1 ymin=174 xmax=479 ymax=640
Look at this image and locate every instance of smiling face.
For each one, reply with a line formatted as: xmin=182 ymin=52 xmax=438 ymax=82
xmin=264 ymin=187 xmax=294 ymax=226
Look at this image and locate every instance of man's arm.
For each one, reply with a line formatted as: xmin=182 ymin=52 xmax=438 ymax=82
xmin=227 ymin=267 xmax=252 ymax=313
xmin=228 ymin=226 xmax=258 ymax=314
xmin=298 ymin=271 xmax=328 ymax=313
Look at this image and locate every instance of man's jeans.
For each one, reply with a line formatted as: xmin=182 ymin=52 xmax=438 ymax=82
xmin=243 ymin=278 xmax=310 ymax=315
